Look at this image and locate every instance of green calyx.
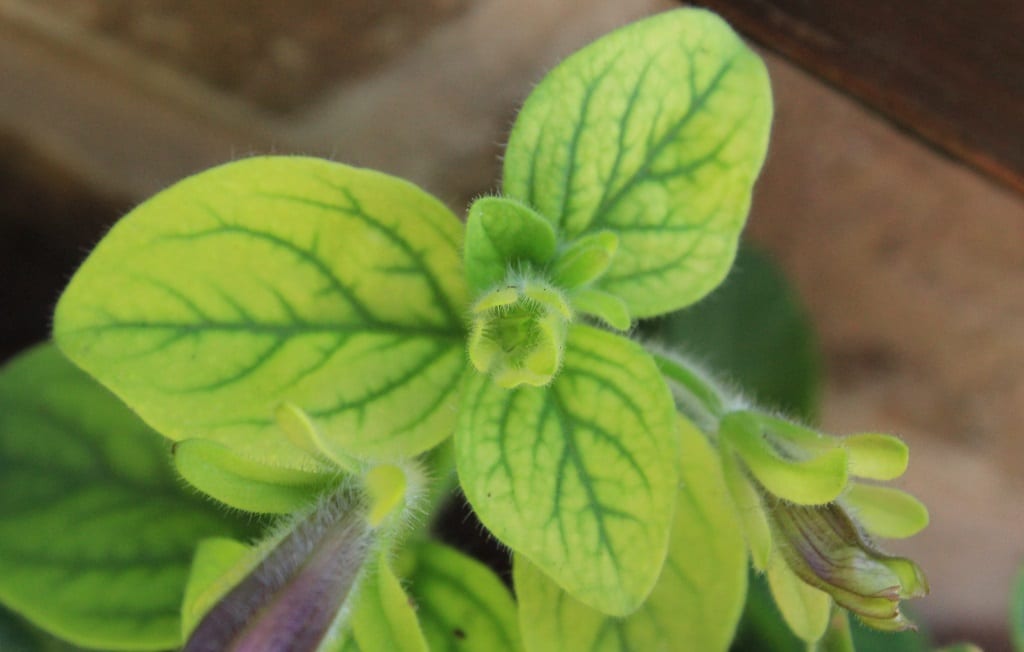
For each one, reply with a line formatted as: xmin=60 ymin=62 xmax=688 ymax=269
xmin=716 ymin=408 xmax=930 ymax=639
xmin=468 ymin=277 xmax=571 ymax=388
xmin=769 ymin=501 xmax=929 ymax=631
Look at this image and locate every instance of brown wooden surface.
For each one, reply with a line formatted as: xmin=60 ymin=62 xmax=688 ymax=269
xmin=687 ymin=0 xmax=1024 ymax=196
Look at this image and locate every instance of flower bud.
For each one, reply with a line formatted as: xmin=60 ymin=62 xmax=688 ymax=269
xmin=468 ymin=277 xmax=571 ymax=388
xmin=769 ymin=499 xmax=928 ymax=630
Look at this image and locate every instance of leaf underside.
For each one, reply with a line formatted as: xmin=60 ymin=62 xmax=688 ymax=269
xmin=55 ymin=157 xmax=468 ymax=467
xmin=407 ymin=542 xmax=522 ymax=652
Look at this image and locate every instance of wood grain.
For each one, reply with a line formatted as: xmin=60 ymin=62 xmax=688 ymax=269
xmin=687 ymin=0 xmax=1024 ymax=195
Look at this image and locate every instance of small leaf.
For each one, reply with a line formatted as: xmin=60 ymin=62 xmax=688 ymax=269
xmin=0 ymin=344 xmax=251 ymax=650
xmin=465 ymin=196 xmax=557 ymax=294
xmin=515 ymin=416 xmax=746 ymax=651
xmin=720 ymin=440 xmax=772 ymax=571
xmin=848 ymin=612 xmax=929 ymax=652
xmin=570 ymin=288 xmax=631 ymax=331
xmin=842 ymin=484 xmax=928 ymax=539
xmin=348 ymin=556 xmax=428 ymax=652
xmin=180 ymin=537 xmax=254 ymax=639
xmin=721 ymin=412 xmax=849 ymax=505
xmin=504 ymin=9 xmax=772 ymax=318
xmin=456 ymin=325 xmax=678 ymax=615
xmin=406 ymin=542 xmax=521 ymax=652
xmin=364 ymin=464 xmax=407 ymax=527
xmin=55 ymin=156 xmax=468 ymax=467
xmin=766 ymin=556 xmax=833 ymax=644
xmin=275 ymin=402 xmax=360 ymax=472
xmin=844 ymin=434 xmax=909 ymax=481
xmin=551 ymin=231 xmax=618 ymax=289
xmin=173 ymin=438 xmax=335 ymax=513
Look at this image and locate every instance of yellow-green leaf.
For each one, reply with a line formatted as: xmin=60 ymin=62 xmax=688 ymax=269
xmin=172 ymin=438 xmax=335 ymax=514
xmin=842 ymin=484 xmax=928 ymax=540
xmin=504 ymin=8 xmax=772 ymax=318
xmin=456 ymin=325 xmax=678 ymax=615
xmin=766 ymin=557 xmax=833 ymax=644
xmin=464 ymin=196 xmax=557 ymax=295
xmin=0 ymin=344 xmax=251 ymax=650
xmin=55 ymin=156 xmax=468 ymax=467
xmin=721 ymin=412 xmax=848 ymax=506
xmin=406 ymin=542 xmax=521 ymax=652
xmin=180 ymin=537 xmax=254 ymax=639
xmin=514 ymin=416 xmax=747 ymax=651
xmin=349 ymin=557 xmax=428 ymax=652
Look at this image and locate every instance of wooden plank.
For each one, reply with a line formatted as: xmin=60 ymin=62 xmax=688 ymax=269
xmin=687 ymin=0 xmax=1024 ymax=195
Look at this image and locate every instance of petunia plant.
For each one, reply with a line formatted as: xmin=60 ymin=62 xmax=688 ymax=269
xmin=0 ymin=8 xmax=932 ymax=651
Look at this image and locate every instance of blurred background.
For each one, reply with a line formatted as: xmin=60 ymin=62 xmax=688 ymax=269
xmin=1 ymin=1 xmax=1021 ymax=649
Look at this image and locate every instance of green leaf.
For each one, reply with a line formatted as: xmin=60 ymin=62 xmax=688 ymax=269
xmin=551 ymin=231 xmax=618 ymax=290
xmin=465 ymin=196 xmax=558 ymax=295
xmin=1013 ymin=565 xmax=1024 ymax=652
xmin=515 ymin=416 xmax=746 ymax=651
xmin=406 ymin=542 xmax=521 ymax=652
xmin=349 ymin=557 xmax=429 ymax=652
xmin=0 ymin=344 xmax=251 ymax=650
xmin=180 ymin=537 xmax=254 ymax=639
xmin=456 ymin=325 xmax=677 ymax=615
xmin=766 ymin=557 xmax=833 ymax=644
xmin=645 ymin=244 xmax=821 ymax=420
xmin=842 ymin=484 xmax=928 ymax=539
xmin=844 ymin=433 xmax=909 ymax=481
xmin=54 ymin=156 xmax=468 ymax=467
xmin=570 ymin=288 xmax=631 ymax=331
xmin=720 ymin=439 xmax=772 ymax=571
xmin=172 ymin=439 xmax=335 ymax=513
xmin=732 ymin=571 xmax=804 ymax=652
xmin=720 ymin=412 xmax=849 ymax=505
xmin=503 ymin=8 xmax=772 ymax=318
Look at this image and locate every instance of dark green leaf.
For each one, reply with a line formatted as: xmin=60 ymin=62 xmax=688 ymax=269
xmin=0 ymin=344 xmax=252 ymax=650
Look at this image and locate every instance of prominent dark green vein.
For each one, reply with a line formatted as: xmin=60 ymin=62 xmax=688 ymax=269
xmin=590 ymin=41 xmax=673 ymax=218
xmin=553 ymin=54 xmax=621 ymax=229
xmin=590 ymin=52 xmax=741 ymax=227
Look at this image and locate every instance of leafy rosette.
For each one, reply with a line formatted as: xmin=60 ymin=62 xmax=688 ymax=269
xmin=455 ymin=8 xmax=772 ymax=616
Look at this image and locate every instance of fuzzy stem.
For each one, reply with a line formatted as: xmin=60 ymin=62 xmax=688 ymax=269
xmin=184 ymin=489 xmax=372 ymax=652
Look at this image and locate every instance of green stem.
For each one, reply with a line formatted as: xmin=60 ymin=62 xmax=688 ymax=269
xmin=649 ymin=350 xmax=727 ymax=422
